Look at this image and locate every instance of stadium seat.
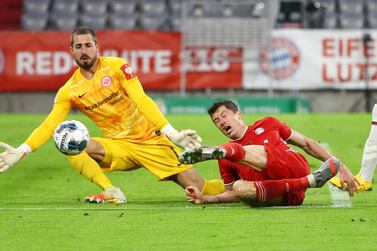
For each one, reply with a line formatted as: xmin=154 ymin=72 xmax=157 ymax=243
xmin=166 ymin=0 xmax=185 ymax=30
xmin=108 ymin=15 xmax=139 ymax=30
xmin=366 ymin=0 xmax=377 ymax=26
xmin=367 ymin=14 xmax=377 ymax=28
xmin=22 ymin=12 xmax=48 ymax=31
xmin=23 ymin=0 xmax=50 ymax=15
xmin=79 ymin=13 xmax=107 ymax=30
xmin=305 ymin=0 xmax=338 ymax=28
xmin=289 ymin=11 xmax=302 ymax=23
xmin=109 ymin=0 xmax=138 ymax=16
xmin=232 ymin=3 xmax=258 ymax=18
xmin=169 ymin=16 xmax=182 ymax=31
xmin=23 ymin=0 xmax=49 ymax=13
xmin=50 ymin=0 xmax=79 ymax=15
xmin=49 ymin=12 xmax=78 ymax=30
xmin=322 ymin=12 xmax=338 ymax=29
xmin=366 ymin=0 xmax=377 ymax=13
xmin=168 ymin=0 xmax=184 ymax=16
xmin=202 ymin=3 xmax=235 ymax=18
xmin=339 ymin=12 xmax=365 ymax=29
xmin=187 ymin=3 xmax=205 ymax=18
xmin=305 ymin=1 xmax=322 ymax=28
xmin=139 ymin=0 xmax=167 ymax=17
xmin=338 ymin=0 xmax=364 ymax=15
xmin=319 ymin=0 xmax=336 ymax=13
xmin=80 ymin=0 xmax=108 ymax=16
xmin=139 ymin=15 xmax=169 ymax=30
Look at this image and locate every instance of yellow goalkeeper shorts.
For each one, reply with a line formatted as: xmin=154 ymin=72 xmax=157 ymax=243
xmin=91 ymin=136 xmax=192 ymax=180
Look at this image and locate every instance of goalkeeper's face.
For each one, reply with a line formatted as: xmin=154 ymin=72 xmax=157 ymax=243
xmin=71 ymin=34 xmax=99 ymax=70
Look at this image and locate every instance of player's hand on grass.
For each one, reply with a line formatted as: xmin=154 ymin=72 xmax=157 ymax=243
xmin=167 ymin=129 xmax=203 ymax=150
xmin=0 ymin=142 xmax=27 ymax=172
xmin=338 ymin=164 xmax=359 ymax=196
xmin=185 ymin=186 xmax=204 ymax=204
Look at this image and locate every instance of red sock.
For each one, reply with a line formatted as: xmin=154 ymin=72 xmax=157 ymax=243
xmin=254 ymin=177 xmax=310 ymax=203
xmin=220 ymin=142 xmax=246 ymax=162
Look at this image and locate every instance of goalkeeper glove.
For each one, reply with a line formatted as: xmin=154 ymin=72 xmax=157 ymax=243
xmin=0 ymin=142 xmax=31 ymax=172
xmin=161 ymin=124 xmax=203 ymax=150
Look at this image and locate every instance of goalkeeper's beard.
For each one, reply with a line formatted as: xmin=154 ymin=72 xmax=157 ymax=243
xmin=75 ymin=54 xmax=97 ymax=70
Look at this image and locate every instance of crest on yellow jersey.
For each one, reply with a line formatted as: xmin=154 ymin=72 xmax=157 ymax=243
xmin=101 ymin=76 xmax=112 ymax=87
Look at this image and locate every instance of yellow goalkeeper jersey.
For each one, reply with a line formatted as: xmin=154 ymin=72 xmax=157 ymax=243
xmin=25 ymin=56 xmax=169 ymax=151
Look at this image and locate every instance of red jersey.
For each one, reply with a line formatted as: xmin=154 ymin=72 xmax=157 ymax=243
xmin=219 ymin=117 xmax=310 ymax=185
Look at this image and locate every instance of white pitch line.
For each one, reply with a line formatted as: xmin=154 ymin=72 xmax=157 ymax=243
xmin=0 ymin=204 xmax=344 ymax=211
xmin=327 ymin=183 xmax=352 ymax=208
xmin=0 ymin=206 xmax=237 ymax=211
xmin=320 ymin=142 xmax=352 ymax=208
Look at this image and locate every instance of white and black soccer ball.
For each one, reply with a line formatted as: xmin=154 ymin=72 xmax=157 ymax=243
xmin=53 ymin=120 xmax=89 ymax=156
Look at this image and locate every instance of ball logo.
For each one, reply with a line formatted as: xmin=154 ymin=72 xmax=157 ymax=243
xmin=0 ymin=49 xmax=4 ymax=75
xmin=255 ymin=127 xmax=265 ymax=135
xmin=101 ymin=76 xmax=112 ymax=87
xmin=259 ymin=38 xmax=300 ymax=79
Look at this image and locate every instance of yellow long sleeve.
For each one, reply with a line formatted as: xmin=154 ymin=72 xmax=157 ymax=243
xmin=125 ymin=78 xmax=169 ymax=130
xmin=25 ymin=89 xmax=71 ymax=151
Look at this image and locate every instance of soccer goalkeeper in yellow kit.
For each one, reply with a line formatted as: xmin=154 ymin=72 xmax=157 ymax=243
xmin=0 ymin=26 xmax=224 ymax=203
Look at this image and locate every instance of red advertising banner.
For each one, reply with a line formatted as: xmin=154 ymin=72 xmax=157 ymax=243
xmin=185 ymin=46 xmax=243 ymax=89
xmin=0 ymin=30 xmax=181 ymax=91
xmin=0 ymin=30 xmax=242 ymax=92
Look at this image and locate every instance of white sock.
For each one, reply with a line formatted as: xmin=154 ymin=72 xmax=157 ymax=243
xmin=306 ymin=174 xmax=316 ymax=188
xmin=359 ymin=104 xmax=377 ymax=182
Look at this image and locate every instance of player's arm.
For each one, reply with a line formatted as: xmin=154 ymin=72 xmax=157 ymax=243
xmin=0 ymin=87 xmax=71 ymax=172
xmin=186 ymin=160 xmax=241 ymax=204
xmin=117 ymin=62 xmax=202 ymax=149
xmin=288 ymin=131 xmax=332 ymax=161
xmin=272 ymin=117 xmax=331 ymax=161
xmin=288 ymin=130 xmax=358 ymax=196
xmin=24 ymin=101 xmax=70 ymax=150
xmin=185 ymin=184 xmax=239 ymax=204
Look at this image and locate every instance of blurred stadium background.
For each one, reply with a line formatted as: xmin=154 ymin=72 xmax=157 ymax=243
xmin=0 ymin=0 xmax=376 ymax=114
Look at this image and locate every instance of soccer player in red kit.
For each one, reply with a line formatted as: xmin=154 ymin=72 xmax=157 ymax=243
xmin=180 ymin=100 xmax=359 ymax=206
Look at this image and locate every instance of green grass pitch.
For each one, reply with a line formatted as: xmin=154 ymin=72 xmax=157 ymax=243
xmin=0 ymin=113 xmax=377 ymax=251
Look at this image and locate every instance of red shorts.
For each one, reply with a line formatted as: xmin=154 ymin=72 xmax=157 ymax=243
xmin=265 ymin=144 xmax=311 ymax=206
xmin=265 ymin=144 xmax=310 ymax=179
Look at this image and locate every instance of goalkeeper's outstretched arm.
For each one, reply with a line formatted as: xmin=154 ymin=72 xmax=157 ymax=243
xmin=0 ymin=96 xmax=70 ymax=172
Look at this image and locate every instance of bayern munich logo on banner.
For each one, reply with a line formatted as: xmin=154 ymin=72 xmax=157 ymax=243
xmin=0 ymin=49 xmax=4 ymax=75
xmin=259 ymin=38 xmax=301 ymax=79
xmin=101 ymin=76 xmax=112 ymax=87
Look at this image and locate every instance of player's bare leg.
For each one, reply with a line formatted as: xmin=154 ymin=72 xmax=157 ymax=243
xmin=72 ymin=140 xmax=127 ymax=204
xmin=170 ymin=167 xmax=205 ymax=190
xmin=232 ymin=180 xmax=285 ymax=206
xmin=86 ymin=139 xmax=106 ymax=162
xmin=170 ymin=168 xmax=225 ymax=195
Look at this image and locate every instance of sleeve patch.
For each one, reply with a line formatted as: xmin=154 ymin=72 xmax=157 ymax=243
xmin=120 ymin=63 xmax=136 ymax=80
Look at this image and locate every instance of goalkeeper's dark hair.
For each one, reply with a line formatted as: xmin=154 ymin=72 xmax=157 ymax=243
xmin=70 ymin=26 xmax=97 ymax=47
xmin=208 ymin=100 xmax=239 ymax=115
